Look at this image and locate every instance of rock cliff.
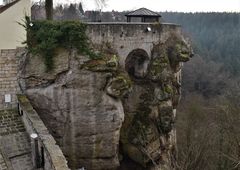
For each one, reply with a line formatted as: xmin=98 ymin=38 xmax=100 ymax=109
xmin=18 ymin=23 xmax=193 ymax=170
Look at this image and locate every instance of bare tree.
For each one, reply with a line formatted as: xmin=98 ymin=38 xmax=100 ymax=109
xmin=45 ymin=0 xmax=53 ymax=20
xmin=176 ymin=76 xmax=240 ymax=170
xmin=45 ymin=0 xmax=106 ymax=20
xmin=176 ymin=95 xmax=214 ymax=170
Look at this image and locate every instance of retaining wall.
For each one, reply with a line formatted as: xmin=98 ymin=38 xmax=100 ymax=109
xmin=17 ymin=94 xmax=70 ymax=170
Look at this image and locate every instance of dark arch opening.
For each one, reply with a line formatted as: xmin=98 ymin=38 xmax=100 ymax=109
xmin=125 ymin=49 xmax=149 ymax=79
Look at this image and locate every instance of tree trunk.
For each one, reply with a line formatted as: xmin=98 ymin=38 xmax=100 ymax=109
xmin=45 ymin=0 xmax=53 ymax=20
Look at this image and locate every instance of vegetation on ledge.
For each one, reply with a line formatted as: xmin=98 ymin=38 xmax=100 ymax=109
xmin=24 ymin=17 xmax=97 ymax=71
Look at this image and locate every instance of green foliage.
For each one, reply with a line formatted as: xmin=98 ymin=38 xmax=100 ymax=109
xmin=24 ymin=16 xmax=96 ymax=71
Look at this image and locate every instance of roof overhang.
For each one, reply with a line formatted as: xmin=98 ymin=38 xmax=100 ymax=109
xmin=0 ymin=0 xmax=20 ymax=14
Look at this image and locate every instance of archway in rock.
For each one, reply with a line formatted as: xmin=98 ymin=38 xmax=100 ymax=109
xmin=125 ymin=49 xmax=150 ymax=79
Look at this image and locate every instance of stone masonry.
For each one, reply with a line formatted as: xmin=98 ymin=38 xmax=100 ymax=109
xmin=0 ymin=49 xmax=20 ymax=110
xmin=0 ymin=49 xmax=34 ymax=170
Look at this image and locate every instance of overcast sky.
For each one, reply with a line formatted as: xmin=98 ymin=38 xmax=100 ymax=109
xmin=1 ymin=0 xmax=240 ymax=12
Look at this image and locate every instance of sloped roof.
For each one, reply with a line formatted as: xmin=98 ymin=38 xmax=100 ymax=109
xmin=0 ymin=0 xmax=20 ymax=14
xmin=126 ymin=8 xmax=161 ymax=17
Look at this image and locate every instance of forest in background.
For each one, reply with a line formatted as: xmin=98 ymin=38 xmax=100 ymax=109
xmin=161 ymin=12 xmax=240 ymax=170
xmin=31 ymin=4 xmax=240 ymax=169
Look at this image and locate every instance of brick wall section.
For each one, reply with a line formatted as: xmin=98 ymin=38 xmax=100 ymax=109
xmin=0 ymin=109 xmax=25 ymax=136
xmin=17 ymin=94 xmax=70 ymax=170
xmin=0 ymin=49 xmax=20 ymax=110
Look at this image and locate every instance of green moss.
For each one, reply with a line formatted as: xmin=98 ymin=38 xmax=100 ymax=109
xmin=17 ymin=94 xmax=34 ymax=112
xmin=180 ymin=53 xmax=190 ymax=61
xmin=154 ymin=85 xmax=172 ymax=102
xmin=157 ymin=112 xmax=174 ymax=134
xmin=164 ymin=84 xmax=173 ymax=95
xmin=0 ymin=109 xmax=18 ymax=115
xmin=128 ymin=108 xmax=150 ymax=143
xmin=107 ymin=73 xmax=133 ymax=98
xmin=150 ymin=58 xmax=166 ymax=75
xmin=166 ymin=35 xmax=191 ymax=67
xmin=139 ymin=87 xmax=154 ymax=105
xmin=17 ymin=94 xmax=29 ymax=103
xmin=148 ymin=57 xmax=169 ymax=82
xmin=120 ymin=95 xmax=154 ymax=166
xmin=82 ymin=54 xmax=119 ymax=72
xmin=23 ymin=16 xmax=96 ymax=71
xmin=117 ymin=73 xmax=133 ymax=87
xmin=106 ymin=54 xmax=118 ymax=67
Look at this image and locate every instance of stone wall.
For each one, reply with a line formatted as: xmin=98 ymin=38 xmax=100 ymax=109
xmin=87 ymin=22 xmax=181 ymax=67
xmin=17 ymin=94 xmax=70 ymax=170
xmin=0 ymin=49 xmax=20 ymax=110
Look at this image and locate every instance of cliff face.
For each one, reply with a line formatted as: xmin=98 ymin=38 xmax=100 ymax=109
xmin=18 ymin=23 xmax=192 ymax=170
xmin=18 ymin=48 xmax=127 ymax=169
xmin=120 ymin=34 xmax=192 ymax=170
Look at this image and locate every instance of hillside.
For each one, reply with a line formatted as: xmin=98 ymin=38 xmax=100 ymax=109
xmin=161 ymin=12 xmax=240 ymax=75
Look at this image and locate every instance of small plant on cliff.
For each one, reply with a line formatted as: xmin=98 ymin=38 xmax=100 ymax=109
xmin=23 ymin=16 xmax=97 ymax=71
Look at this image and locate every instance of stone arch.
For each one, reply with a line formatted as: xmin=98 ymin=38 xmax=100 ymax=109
xmin=125 ymin=49 xmax=150 ymax=79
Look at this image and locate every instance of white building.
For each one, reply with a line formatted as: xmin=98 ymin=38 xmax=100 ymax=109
xmin=0 ymin=0 xmax=31 ymax=49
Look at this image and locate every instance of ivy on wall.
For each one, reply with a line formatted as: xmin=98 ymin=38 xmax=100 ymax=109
xmin=23 ymin=17 xmax=97 ymax=71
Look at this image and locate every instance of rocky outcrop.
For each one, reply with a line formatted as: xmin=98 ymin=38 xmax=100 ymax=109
xmin=120 ymin=34 xmax=193 ymax=170
xmin=18 ymin=47 xmax=132 ymax=169
xmin=18 ymin=23 xmax=192 ymax=170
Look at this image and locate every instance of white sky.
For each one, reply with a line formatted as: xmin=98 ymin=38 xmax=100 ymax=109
xmin=1 ymin=0 xmax=240 ymax=12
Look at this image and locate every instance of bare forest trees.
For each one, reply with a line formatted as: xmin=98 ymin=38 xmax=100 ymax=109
xmin=177 ymin=55 xmax=240 ymax=170
xmin=44 ymin=0 xmax=105 ymax=20
xmin=45 ymin=0 xmax=53 ymax=20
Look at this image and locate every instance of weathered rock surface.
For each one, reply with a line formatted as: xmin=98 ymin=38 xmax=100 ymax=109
xmin=119 ymin=33 xmax=192 ymax=170
xmin=19 ymin=49 xmax=129 ymax=169
xmin=18 ymin=23 xmax=193 ymax=170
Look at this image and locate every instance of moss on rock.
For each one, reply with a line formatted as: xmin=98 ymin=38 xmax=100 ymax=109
xmin=147 ymin=58 xmax=170 ymax=82
xmin=106 ymin=73 xmax=132 ymax=98
xmin=166 ymin=34 xmax=193 ymax=70
xmin=81 ymin=54 xmax=119 ymax=72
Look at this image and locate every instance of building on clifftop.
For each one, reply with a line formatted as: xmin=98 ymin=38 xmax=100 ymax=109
xmin=126 ymin=7 xmax=161 ymax=22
